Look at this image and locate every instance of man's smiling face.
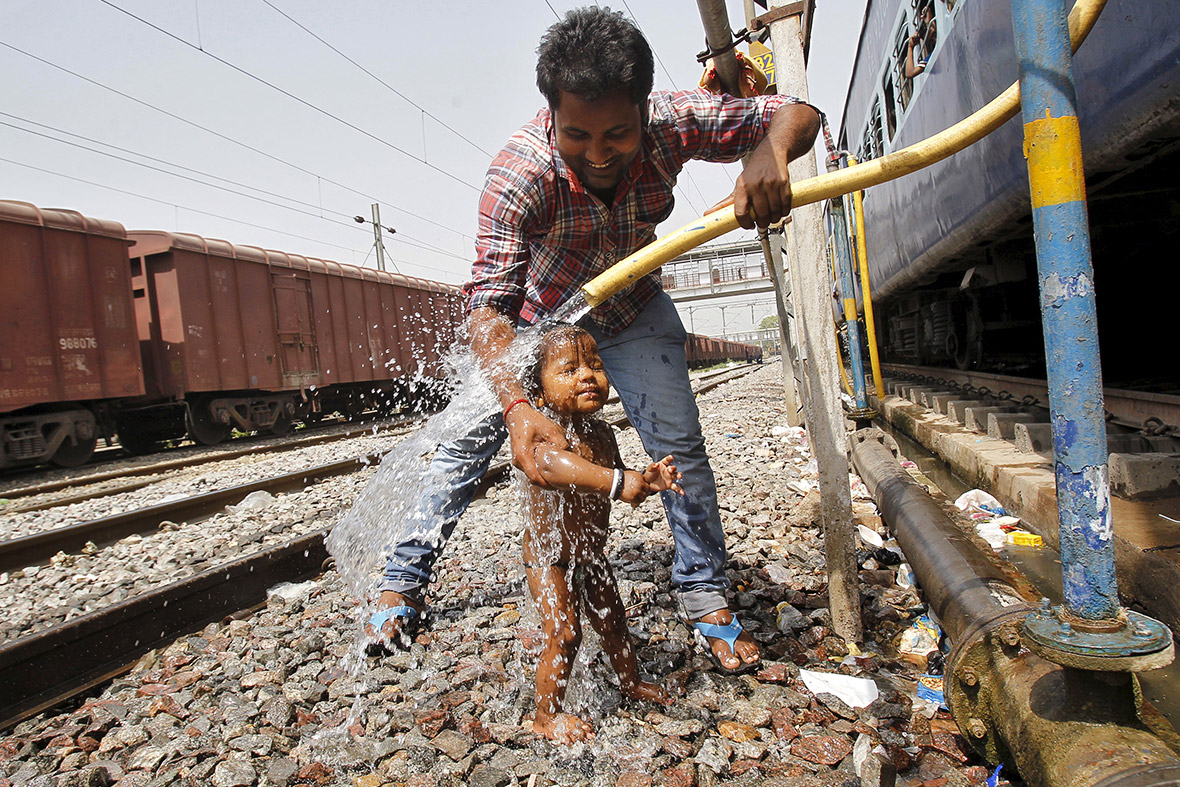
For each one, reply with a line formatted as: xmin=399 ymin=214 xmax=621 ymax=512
xmin=552 ymin=86 xmax=643 ymax=200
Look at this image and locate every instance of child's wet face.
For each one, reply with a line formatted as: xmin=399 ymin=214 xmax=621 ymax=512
xmin=538 ymin=332 xmax=609 ymax=416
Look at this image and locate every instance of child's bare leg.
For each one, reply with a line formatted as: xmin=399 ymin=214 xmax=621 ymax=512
xmin=581 ymin=560 xmax=670 ymax=706
xmin=526 ymin=565 xmax=595 ymax=744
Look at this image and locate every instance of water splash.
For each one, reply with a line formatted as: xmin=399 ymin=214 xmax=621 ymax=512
xmin=548 ymin=291 xmax=591 ymax=326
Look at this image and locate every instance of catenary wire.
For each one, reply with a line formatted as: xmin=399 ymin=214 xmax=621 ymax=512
xmin=257 ymin=0 xmax=494 ymax=160
xmin=96 ymin=0 xmax=482 ymax=194
xmin=0 ymin=39 xmax=475 ymax=247
xmin=0 ymin=114 xmax=468 ymax=263
xmin=0 ymin=156 xmax=462 ymax=280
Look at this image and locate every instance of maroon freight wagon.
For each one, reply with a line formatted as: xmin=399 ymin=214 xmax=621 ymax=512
xmin=684 ymin=332 xmax=761 ymax=369
xmin=0 ymin=201 xmax=143 ymax=468
xmin=120 ymin=231 xmax=463 ymax=450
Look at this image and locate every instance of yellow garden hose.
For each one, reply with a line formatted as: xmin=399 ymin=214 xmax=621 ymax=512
xmin=847 ymin=155 xmax=885 ymax=400
xmin=579 ymin=0 xmax=1107 ymax=309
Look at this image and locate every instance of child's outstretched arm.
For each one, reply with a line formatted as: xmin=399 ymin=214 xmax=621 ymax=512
xmin=532 ymin=446 xmax=683 ymax=507
xmin=617 ymin=456 xmax=684 ymax=507
xmin=643 ymin=455 xmax=684 ymax=495
xmin=532 ymin=444 xmax=617 ymax=496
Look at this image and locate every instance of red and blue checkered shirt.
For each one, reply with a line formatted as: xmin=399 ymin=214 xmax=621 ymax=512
xmin=463 ymin=89 xmax=805 ymax=335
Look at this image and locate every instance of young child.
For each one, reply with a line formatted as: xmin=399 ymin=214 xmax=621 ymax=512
xmin=517 ymin=324 xmax=681 ymax=745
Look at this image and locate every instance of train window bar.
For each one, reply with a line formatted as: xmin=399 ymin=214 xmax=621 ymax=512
xmin=892 ymin=21 xmax=915 ymax=113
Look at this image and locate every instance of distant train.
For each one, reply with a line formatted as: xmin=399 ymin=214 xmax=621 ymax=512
xmin=685 ymin=333 xmax=763 ymax=368
xmin=0 ymin=200 xmax=464 ymax=469
xmin=835 ymin=0 xmax=1180 ymax=383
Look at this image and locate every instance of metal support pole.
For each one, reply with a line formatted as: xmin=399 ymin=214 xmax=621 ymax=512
xmin=1011 ymin=0 xmax=1172 ymax=667
xmin=827 ymin=183 xmax=874 ymax=424
xmin=767 ymin=1 xmax=862 ymax=643
xmin=696 ymin=0 xmax=744 ymax=96
xmin=371 ymin=203 xmax=387 ymax=273
xmin=698 ymin=0 xmax=804 ymax=422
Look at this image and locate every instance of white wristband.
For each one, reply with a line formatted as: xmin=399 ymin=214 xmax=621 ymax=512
xmin=609 ymin=468 xmax=625 ymax=500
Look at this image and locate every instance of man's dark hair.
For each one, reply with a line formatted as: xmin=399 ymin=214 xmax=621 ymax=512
xmin=536 ymin=6 xmax=655 ymax=109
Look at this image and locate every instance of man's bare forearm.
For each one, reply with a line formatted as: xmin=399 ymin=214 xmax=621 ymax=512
xmin=467 ymin=306 xmax=528 ymax=409
xmin=763 ymin=102 xmax=822 ymax=167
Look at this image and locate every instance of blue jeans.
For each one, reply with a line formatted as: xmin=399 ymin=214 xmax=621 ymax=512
xmin=380 ymin=292 xmax=730 ymax=620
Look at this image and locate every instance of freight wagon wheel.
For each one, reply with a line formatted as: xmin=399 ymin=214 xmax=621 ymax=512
xmin=50 ymin=434 xmax=96 ymax=468
xmin=270 ymin=412 xmax=293 ymax=436
xmin=186 ymin=404 xmax=229 ymax=446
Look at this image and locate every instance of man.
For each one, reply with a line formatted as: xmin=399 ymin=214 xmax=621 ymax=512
xmin=370 ymin=6 xmax=820 ymax=674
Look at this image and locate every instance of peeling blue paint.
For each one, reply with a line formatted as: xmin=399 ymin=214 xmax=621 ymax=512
xmin=1014 ymin=0 xmax=1119 ymax=621
xmin=828 ymin=187 xmax=870 ymax=411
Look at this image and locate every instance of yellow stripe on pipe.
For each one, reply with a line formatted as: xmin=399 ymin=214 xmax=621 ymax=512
xmin=579 ymin=0 xmax=1107 ymax=309
xmin=1023 ymin=114 xmax=1087 ymax=209
xmin=843 ymin=298 xmax=858 ymax=321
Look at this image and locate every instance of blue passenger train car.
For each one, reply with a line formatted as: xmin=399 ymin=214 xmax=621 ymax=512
xmin=837 ymin=0 xmax=1180 ymax=380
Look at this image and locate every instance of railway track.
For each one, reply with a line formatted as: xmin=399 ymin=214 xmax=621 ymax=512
xmin=0 ymin=361 xmax=760 ymax=729
xmin=882 ymin=363 xmax=1180 ymax=436
xmin=0 ymin=415 xmax=425 ymax=504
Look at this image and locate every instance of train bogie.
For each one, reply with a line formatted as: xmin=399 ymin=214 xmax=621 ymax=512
xmin=0 ymin=201 xmax=144 ymax=469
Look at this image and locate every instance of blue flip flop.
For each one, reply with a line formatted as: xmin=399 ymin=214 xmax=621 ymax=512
xmin=366 ymin=604 xmax=422 ymax=655
xmin=691 ymin=615 xmax=759 ymax=675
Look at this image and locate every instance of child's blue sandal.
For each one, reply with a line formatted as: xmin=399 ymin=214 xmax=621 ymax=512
xmin=366 ymin=605 xmax=422 ymax=655
xmin=691 ymin=616 xmax=759 ymax=676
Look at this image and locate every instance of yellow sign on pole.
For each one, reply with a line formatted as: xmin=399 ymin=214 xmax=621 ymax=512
xmin=748 ymin=41 xmax=775 ymax=88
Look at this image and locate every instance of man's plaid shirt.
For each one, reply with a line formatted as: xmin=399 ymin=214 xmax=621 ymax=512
xmin=463 ymin=89 xmax=804 ymax=335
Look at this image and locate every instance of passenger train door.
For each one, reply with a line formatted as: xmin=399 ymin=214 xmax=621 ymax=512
xmin=271 ymin=272 xmax=320 ymax=388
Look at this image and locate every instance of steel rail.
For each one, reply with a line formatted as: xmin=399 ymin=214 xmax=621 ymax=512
xmin=0 ymin=365 xmax=762 ymax=730
xmin=881 ymin=363 xmax=1180 ymax=435
xmin=0 ymin=418 xmax=421 ymax=501
xmin=1 ymin=364 xmax=752 ymax=503
xmin=0 ymin=364 xmax=760 ymax=573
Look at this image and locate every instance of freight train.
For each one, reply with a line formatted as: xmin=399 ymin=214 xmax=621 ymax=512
xmin=0 ymin=200 xmax=761 ymax=471
xmin=685 ymin=333 xmax=763 ymax=368
xmin=0 ymin=200 xmax=464 ymax=469
xmin=835 ymin=0 xmax=1180 ymax=385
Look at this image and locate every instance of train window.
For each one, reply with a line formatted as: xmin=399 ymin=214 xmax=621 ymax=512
xmin=881 ymin=67 xmax=897 ymax=141
xmin=861 ymin=98 xmax=884 ymax=160
xmin=892 ymin=21 xmax=915 ymax=113
xmin=913 ymin=0 xmax=938 ymax=66
xmin=130 ymin=258 xmax=142 ymax=278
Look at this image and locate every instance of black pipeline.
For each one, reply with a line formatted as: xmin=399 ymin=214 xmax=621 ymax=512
xmin=849 ymin=431 xmax=1180 ymax=787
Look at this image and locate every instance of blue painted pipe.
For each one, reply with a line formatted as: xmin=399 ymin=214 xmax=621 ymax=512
xmin=828 ymin=187 xmax=870 ymax=412
xmin=1011 ymin=0 xmax=1117 ymax=620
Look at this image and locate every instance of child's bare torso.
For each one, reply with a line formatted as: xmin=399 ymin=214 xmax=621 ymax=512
xmin=521 ymin=417 xmax=616 ymax=567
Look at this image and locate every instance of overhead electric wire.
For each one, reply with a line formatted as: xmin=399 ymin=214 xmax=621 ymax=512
xmin=0 ymin=118 xmax=363 ymax=227
xmin=0 ymin=113 xmax=469 ymax=264
xmin=257 ymin=0 xmax=494 ymax=160
xmin=0 ymin=39 xmax=475 ymax=247
xmin=97 ymin=0 xmax=480 ymax=194
xmin=0 ymin=156 xmax=461 ymax=280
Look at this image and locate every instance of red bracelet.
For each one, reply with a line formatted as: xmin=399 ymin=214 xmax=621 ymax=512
xmin=503 ymin=398 xmax=531 ymax=419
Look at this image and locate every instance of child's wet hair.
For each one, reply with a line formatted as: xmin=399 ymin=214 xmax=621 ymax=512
xmin=521 ymin=321 xmax=594 ymax=401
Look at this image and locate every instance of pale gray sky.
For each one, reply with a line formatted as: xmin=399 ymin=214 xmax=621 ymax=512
xmin=1 ymin=0 xmax=866 ymax=334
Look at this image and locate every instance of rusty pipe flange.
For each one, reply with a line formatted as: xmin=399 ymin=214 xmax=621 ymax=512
xmin=945 ymin=604 xmax=1036 ymax=765
xmin=848 ymin=407 xmax=879 ymax=424
xmin=848 ymin=426 xmax=897 ymax=455
xmin=1023 ymin=601 xmax=1175 ymax=673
